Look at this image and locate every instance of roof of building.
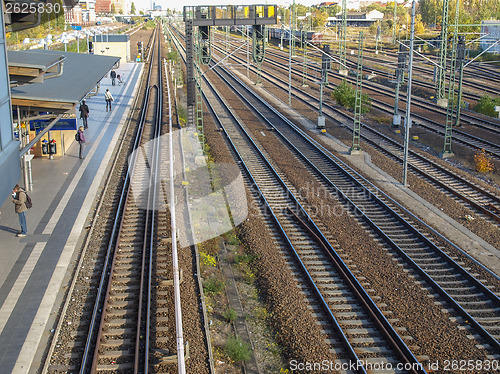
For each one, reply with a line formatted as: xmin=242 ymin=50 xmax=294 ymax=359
xmin=8 ymin=50 xmax=66 ymax=84
xmin=10 ymin=49 xmax=120 ymax=112
xmin=92 ymin=34 xmax=130 ymax=43
xmin=8 ymin=50 xmax=65 ymax=71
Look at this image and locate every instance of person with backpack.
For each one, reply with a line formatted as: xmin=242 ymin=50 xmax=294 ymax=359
xmin=79 ymin=99 xmax=90 ymax=129
xmin=12 ymin=184 xmax=30 ymax=237
xmin=76 ymin=126 xmax=86 ymax=159
xmin=104 ymin=89 xmax=114 ymax=112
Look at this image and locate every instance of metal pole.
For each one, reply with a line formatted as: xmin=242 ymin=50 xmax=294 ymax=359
xmin=246 ymin=28 xmax=249 ymax=77
xmin=454 ymin=60 xmax=464 ymax=127
xmin=402 ymin=0 xmax=415 ymax=186
xmin=165 ymin=59 xmax=186 ymax=374
xmin=392 ymin=3 xmax=397 ymax=44
xmin=288 ymin=4 xmax=292 ymax=106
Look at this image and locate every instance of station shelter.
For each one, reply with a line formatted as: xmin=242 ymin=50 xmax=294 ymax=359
xmin=91 ymin=34 xmax=131 ymax=63
xmin=8 ymin=49 xmax=120 ymax=191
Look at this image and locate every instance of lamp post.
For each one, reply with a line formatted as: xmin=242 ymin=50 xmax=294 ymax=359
xmin=402 ymin=0 xmax=415 ymax=187
xmin=75 ymin=32 xmax=81 ymax=53
xmin=61 ymin=36 xmax=68 ymax=51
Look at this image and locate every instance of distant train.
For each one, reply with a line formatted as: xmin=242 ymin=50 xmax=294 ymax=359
xmin=227 ymin=25 xmax=323 ymax=45
xmin=267 ymin=27 xmax=323 ymax=45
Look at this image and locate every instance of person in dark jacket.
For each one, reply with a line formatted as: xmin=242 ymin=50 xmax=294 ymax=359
xmin=79 ymin=100 xmax=90 ymax=129
xmin=77 ymin=126 xmax=86 ymax=159
xmin=12 ymin=184 xmax=28 ymax=237
xmin=110 ymin=70 xmax=117 ymax=85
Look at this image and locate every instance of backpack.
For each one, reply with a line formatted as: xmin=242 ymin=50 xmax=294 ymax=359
xmin=75 ymin=131 xmax=80 ymax=141
xmin=25 ymin=192 xmax=32 ymax=209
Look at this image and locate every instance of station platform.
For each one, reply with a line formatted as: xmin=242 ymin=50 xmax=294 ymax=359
xmin=0 ymin=62 xmax=143 ymax=373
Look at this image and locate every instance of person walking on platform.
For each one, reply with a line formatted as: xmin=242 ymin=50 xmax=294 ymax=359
xmin=12 ymin=185 xmax=28 ymax=237
xmin=77 ymin=126 xmax=86 ymax=159
xmin=79 ymin=99 xmax=90 ymax=129
xmin=117 ymin=74 xmax=122 ymax=85
xmin=105 ymin=89 xmax=114 ymax=112
xmin=110 ymin=70 xmax=117 ymax=86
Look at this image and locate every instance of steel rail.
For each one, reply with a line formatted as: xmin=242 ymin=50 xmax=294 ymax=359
xmin=176 ymin=32 xmax=427 ymax=372
xmin=214 ymin=64 xmax=500 ymax=351
xmin=262 ymin=48 xmax=500 ymax=156
xmin=209 ymin=40 xmax=500 ymax=223
xmin=80 ymin=26 xmax=159 ymax=374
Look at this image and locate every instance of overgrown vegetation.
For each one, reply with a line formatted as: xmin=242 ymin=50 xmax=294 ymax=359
xmin=142 ymin=20 xmax=156 ymax=30
xmin=203 ymin=276 xmax=225 ymax=295
xmin=474 ymin=149 xmax=494 ymax=174
xmin=332 ymin=79 xmax=372 ymax=113
xmin=222 ymin=307 xmax=237 ymax=323
xmin=473 ymin=95 xmax=500 ymax=117
xmin=224 ymin=335 xmax=251 ymax=363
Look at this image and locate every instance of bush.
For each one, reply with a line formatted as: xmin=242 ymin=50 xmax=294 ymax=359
xmin=222 ymin=307 xmax=237 ymax=323
xmin=224 ymin=335 xmax=251 ymax=363
xmin=203 ymin=276 xmax=225 ymax=295
xmin=332 ymin=79 xmax=371 ymax=113
xmin=474 ymin=149 xmax=494 ymax=174
xmin=473 ymin=95 xmax=500 ymax=117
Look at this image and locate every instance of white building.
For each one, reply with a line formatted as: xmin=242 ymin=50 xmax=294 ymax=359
xmin=80 ymin=0 xmax=97 ymax=22
xmin=481 ymin=20 xmax=500 ymax=54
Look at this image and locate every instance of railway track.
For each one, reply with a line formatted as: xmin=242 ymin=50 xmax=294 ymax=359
xmin=43 ymin=24 xmax=213 ymax=374
xmin=205 ymin=35 xmax=500 ymax=225
xmin=175 ymin=37 xmax=428 ymax=374
xmin=84 ymin=25 xmax=163 ymax=373
xmin=211 ymin=32 xmax=500 ymax=159
xmin=171 ymin=25 xmax=500 ymax=368
xmin=261 ymin=47 xmax=500 ymax=148
xmin=208 ymin=60 xmax=500 ymax=354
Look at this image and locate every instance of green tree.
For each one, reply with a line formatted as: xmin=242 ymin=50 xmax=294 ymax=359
xmin=332 ymin=79 xmax=372 ymax=113
xmin=324 ymin=4 xmax=341 ymax=16
xmin=111 ymin=3 xmax=116 ymax=14
xmin=131 ymin=2 xmax=136 ymax=14
xmin=474 ymin=95 xmax=500 ymax=117
xmin=306 ymin=8 xmax=328 ymax=28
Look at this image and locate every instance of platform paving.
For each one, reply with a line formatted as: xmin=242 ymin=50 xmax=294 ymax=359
xmin=0 ymin=62 xmax=143 ymax=374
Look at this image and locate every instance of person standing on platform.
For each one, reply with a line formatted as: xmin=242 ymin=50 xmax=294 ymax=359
xmin=110 ymin=70 xmax=117 ymax=86
xmin=117 ymin=74 xmax=122 ymax=85
xmin=77 ymin=126 xmax=86 ymax=159
xmin=79 ymin=99 xmax=90 ymax=129
xmin=105 ymin=89 xmax=114 ymax=112
xmin=12 ymin=185 xmax=28 ymax=237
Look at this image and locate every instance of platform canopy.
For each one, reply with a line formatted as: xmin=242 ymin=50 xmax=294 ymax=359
xmin=10 ymin=50 xmax=120 ymax=113
xmin=8 ymin=50 xmax=65 ymax=85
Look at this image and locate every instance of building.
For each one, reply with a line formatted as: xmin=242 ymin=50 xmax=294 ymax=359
xmin=95 ymin=0 xmax=112 ymax=14
xmin=64 ymin=3 xmax=83 ymax=24
xmin=77 ymin=0 xmax=96 ymax=22
xmin=92 ymin=34 xmax=130 ymax=63
xmin=327 ymin=9 xmax=384 ymax=27
xmin=0 ymin=8 xmax=20 ymax=203
xmin=481 ymin=20 xmax=500 ymax=54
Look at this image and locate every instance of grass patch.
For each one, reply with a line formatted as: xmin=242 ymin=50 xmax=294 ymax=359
xmin=222 ymin=307 xmax=237 ymax=323
xmin=225 ymin=230 xmax=240 ymax=245
xmin=224 ymin=335 xmax=251 ymax=363
xmin=203 ymin=276 xmax=225 ymax=295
